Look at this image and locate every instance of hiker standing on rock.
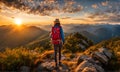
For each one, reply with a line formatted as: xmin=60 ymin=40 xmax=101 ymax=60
xmin=50 ymin=19 xmax=65 ymax=69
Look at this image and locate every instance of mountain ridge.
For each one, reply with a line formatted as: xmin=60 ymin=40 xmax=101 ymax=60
xmin=38 ymin=24 xmax=120 ymax=43
xmin=0 ymin=25 xmax=48 ymax=51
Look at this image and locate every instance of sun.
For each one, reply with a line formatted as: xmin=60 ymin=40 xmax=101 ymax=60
xmin=14 ymin=18 xmax=22 ymax=26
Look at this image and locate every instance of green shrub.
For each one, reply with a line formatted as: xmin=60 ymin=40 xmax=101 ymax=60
xmin=63 ymin=32 xmax=93 ymax=53
xmin=0 ymin=47 xmax=42 ymax=71
xmin=84 ymin=37 xmax=120 ymax=71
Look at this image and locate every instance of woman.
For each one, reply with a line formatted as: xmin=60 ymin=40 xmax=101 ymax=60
xmin=50 ymin=19 xmax=65 ymax=68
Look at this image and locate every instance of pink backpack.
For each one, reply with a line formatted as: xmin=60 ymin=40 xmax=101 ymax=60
xmin=51 ymin=26 xmax=61 ymax=44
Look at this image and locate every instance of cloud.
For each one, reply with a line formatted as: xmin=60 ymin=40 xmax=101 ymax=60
xmin=0 ymin=0 xmax=83 ymax=16
xmin=92 ymin=4 xmax=98 ymax=9
xmin=86 ymin=1 xmax=120 ymax=24
xmin=105 ymin=14 xmax=120 ymax=23
xmin=72 ymin=18 xmax=87 ymax=21
xmin=105 ymin=2 xmax=120 ymax=13
xmin=94 ymin=14 xmax=120 ymax=24
xmin=87 ymin=11 xmax=120 ymax=24
xmin=61 ymin=17 xmax=71 ymax=19
xmin=62 ymin=0 xmax=83 ymax=13
xmin=101 ymin=1 xmax=108 ymax=6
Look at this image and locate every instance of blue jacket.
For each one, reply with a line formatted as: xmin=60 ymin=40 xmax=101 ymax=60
xmin=53 ymin=25 xmax=65 ymax=43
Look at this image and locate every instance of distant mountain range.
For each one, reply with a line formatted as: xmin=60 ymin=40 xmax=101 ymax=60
xmin=0 ymin=25 xmax=48 ymax=51
xmin=0 ymin=24 xmax=120 ymax=51
xmin=69 ymin=24 xmax=120 ymax=43
xmin=39 ymin=24 xmax=120 ymax=43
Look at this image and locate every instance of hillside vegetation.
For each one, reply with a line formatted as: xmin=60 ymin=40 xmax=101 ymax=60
xmin=0 ymin=29 xmax=120 ymax=71
xmin=0 ymin=32 xmax=93 ymax=71
xmin=0 ymin=47 xmax=41 ymax=71
xmin=84 ymin=37 xmax=120 ymax=71
xmin=63 ymin=32 xmax=93 ymax=53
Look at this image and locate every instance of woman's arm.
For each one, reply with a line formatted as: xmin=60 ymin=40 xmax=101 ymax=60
xmin=60 ymin=27 xmax=65 ymax=44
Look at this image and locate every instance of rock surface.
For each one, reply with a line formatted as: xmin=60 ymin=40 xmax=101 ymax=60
xmin=75 ymin=47 xmax=112 ymax=72
xmin=92 ymin=52 xmax=108 ymax=64
xmin=36 ymin=54 xmax=70 ymax=72
xmin=98 ymin=48 xmax=112 ymax=59
xmin=37 ymin=61 xmax=70 ymax=72
xmin=21 ymin=47 xmax=112 ymax=72
xmin=82 ymin=67 xmax=97 ymax=72
xmin=77 ymin=55 xmax=90 ymax=65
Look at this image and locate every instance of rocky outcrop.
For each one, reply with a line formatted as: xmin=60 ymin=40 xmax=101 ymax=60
xmin=76 ymin=59 xmax=104 ymax=72
xmin=75 ymin=47 xmax=113 ymax=72
xmin=82 ymin=67 xmax=97 ymax=72
xmin=36 ymin=61 xmax=55 ymax=72
xmin=92 ymin=52 xmax=108 ymax=64
xmin=19 ymin=47 xmax=112 ymax=72
xmin=77 ymin=55 xmax=90 ymax=65
xmin=98 ymin=48 xmax=112 ymax=59
xmin=37 ymin=61 xmax=70 ymax=72
xmin=92 ymin=48 xmax=113 ymax=65
xmin=36 ymin=53 xmax=69 ymax=72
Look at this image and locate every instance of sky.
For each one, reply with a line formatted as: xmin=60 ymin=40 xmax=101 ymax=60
xmin=0 ymin=0 xmax=120 ymax=25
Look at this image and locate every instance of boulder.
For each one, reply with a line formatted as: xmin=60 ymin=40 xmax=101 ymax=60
xmin=37 ymin=61 xmax=70 ymax=72
xmin=40 ymin=61 xmax=55 ymax=70
xmin=36 ymin=61 xmax=55 ymax=72
xmin=77 ymin=55 xmax=89 ymax=65
xmin=75 ymin=60 xmax=94 ymax=72
xmin=87 ymin=59 xmax=104 ymax=72
xmin=94 ymin=64 xmax=105 ymax=72
xmin=86 ymin=57 xmax=96 ymax=65
xmin=75 ymin=60 xmax=104 ymax=72
xmin=98 ymin=48 xmax=112 ymax=59
xmin=92 ymin=52 xmax=108 ymax=64
xmin=82 ymin=67 xmax=97 ymax=72
xmin=76 ymin=47 xmax=112 ymax=72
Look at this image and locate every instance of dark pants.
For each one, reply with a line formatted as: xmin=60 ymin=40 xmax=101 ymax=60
xmin=53 ymin=44 xmax=62 ymax=65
